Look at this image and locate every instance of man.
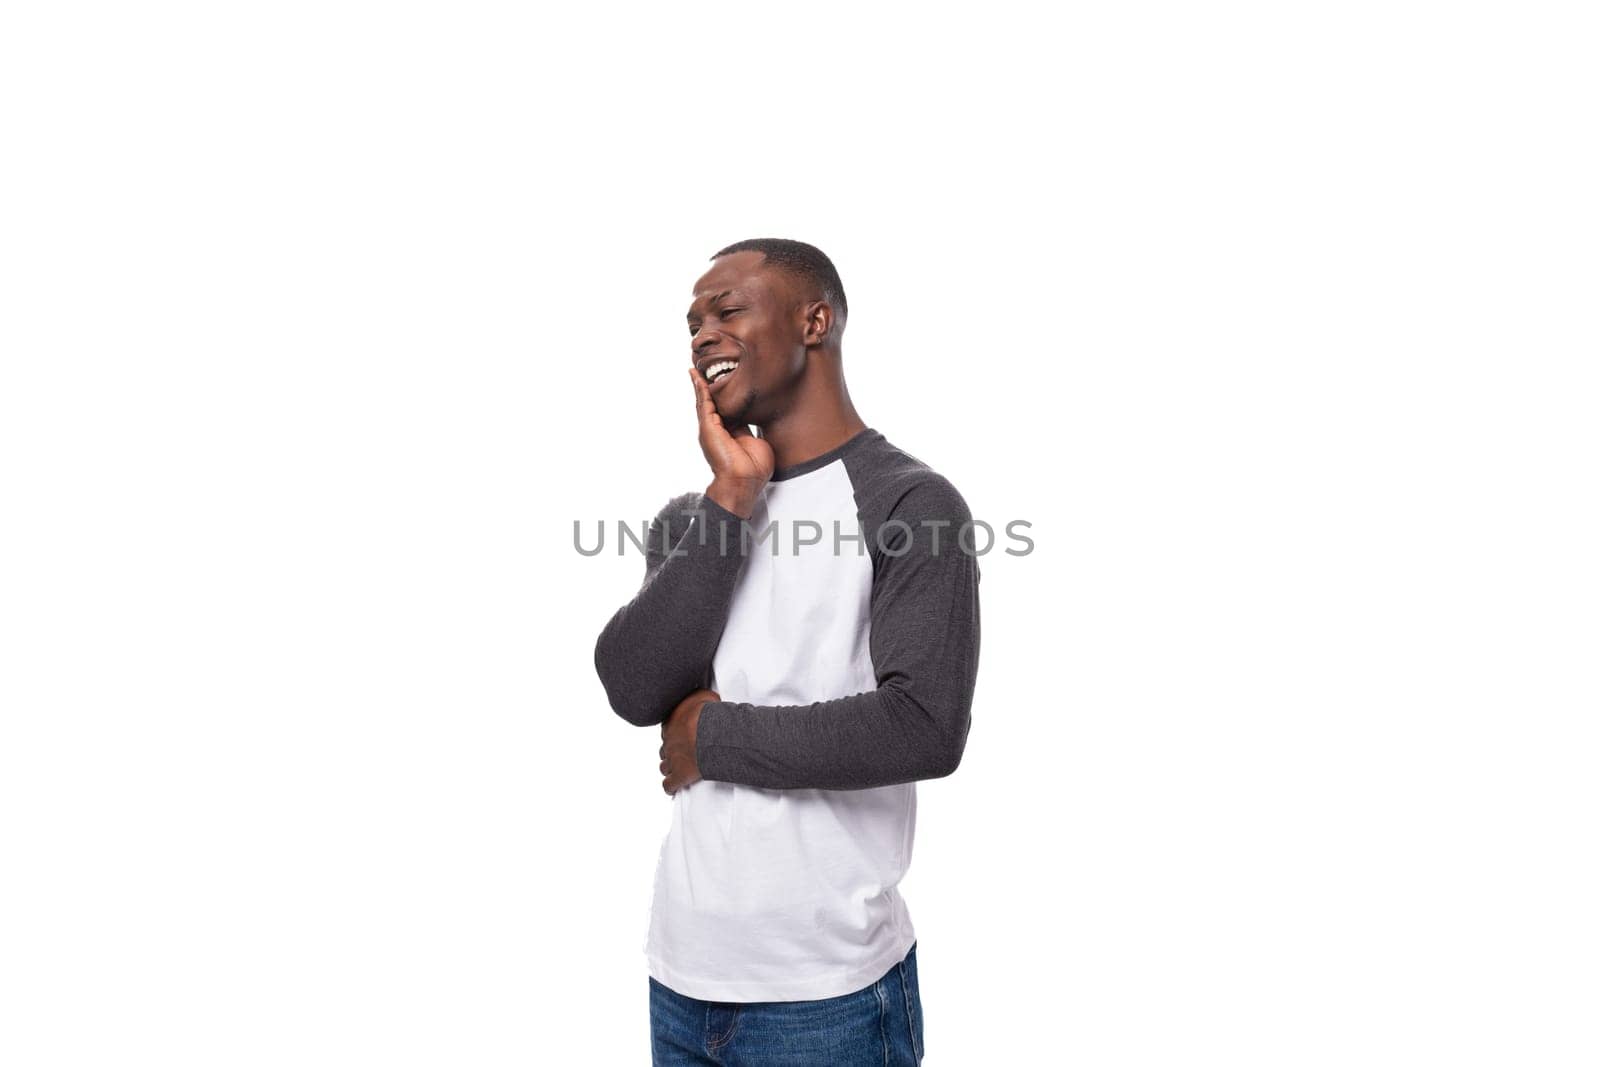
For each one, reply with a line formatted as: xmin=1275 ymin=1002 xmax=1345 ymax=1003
xmin=594 ymin=238 xmax=981 ymax=1066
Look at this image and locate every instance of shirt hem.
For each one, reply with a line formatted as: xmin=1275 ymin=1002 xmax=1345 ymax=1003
xmin=645 ymin=929 xmax=918 ymax=1003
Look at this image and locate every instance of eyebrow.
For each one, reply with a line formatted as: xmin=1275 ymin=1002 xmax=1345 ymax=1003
xmin=686 ymin=289 xmax=737 ymax=321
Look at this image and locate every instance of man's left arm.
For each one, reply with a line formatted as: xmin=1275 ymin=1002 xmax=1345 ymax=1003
xmin=690 ymin=477 xmax=981 ymax=791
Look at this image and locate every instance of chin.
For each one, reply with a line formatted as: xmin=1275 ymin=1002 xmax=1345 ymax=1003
xmin=718 ymin=391 xmax=756 ymax=425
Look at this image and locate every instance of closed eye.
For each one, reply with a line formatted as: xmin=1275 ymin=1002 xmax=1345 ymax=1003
xmin=689 ymin=308 xmax=742 ymax=335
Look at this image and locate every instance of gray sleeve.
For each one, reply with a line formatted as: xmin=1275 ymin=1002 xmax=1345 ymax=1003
xmin=593 ymin=491 xmax=749 ymax=727
xmin=694 ymin=475 xmax=981 ymax=790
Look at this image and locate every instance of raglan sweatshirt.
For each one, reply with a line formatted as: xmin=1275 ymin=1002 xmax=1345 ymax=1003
xmin=593 ymin=427 xmax=981 ymax=1002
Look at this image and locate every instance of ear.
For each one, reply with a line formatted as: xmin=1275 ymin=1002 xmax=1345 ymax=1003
xmin=799 ymin=300 xmax=834 ymax=346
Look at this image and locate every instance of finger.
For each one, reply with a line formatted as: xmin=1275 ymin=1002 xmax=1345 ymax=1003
xmin=662 ymin=778 xmax=673 ymax=796
xmin=689 ymin=366 xmax=725 ymax=435
xmin=659 ymin=744 xmax=666 ymax=760
xmin=691 ymin=366 xmax=715 ymax=423
xmin=659 ymin=760 xmax=668 ymax=775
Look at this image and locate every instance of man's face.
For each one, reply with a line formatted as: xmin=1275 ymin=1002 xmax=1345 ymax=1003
xmin=685 ymin=251 xmax=809 ymax=426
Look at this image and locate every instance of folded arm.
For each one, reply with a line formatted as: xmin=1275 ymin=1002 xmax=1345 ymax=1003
xmin=694 ymin=478 xmax=981 ymax=790
xmin=593 ymin=492 xmax=750 ymax=727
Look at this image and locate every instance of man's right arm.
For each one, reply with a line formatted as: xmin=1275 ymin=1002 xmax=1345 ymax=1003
xmin=593 ymin=491 xmax=750 ymax=727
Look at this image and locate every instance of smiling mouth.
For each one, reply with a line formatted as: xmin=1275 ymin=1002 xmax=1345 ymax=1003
xmin=704 ymin=360 xmax=740 ymax=388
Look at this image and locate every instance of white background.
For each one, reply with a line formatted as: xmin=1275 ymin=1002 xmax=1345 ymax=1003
xmin=3 ymin=2 xmax=1596 ymax=1064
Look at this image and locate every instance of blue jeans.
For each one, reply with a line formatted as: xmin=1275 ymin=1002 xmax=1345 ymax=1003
xmin=648 ymin=943 xmax=924 ymax=1066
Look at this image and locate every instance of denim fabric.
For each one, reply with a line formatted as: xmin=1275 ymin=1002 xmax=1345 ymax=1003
xmin=648 ymin=942 xmax=924 ymax=1066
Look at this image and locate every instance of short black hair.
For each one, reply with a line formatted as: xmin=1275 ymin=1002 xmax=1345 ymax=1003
xmin=712 ymin=238 xmax=848 ymax=325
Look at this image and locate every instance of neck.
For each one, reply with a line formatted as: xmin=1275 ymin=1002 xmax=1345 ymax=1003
xmin=755 ymin=356 xmax=868 ymax=472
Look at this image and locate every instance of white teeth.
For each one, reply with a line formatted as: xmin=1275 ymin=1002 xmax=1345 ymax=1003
xmin=704 ymin=360 xmax=738 ymax=383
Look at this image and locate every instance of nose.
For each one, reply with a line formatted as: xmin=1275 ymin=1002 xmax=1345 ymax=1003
xmin=693 ymin=330 xmax=722 ymax=357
